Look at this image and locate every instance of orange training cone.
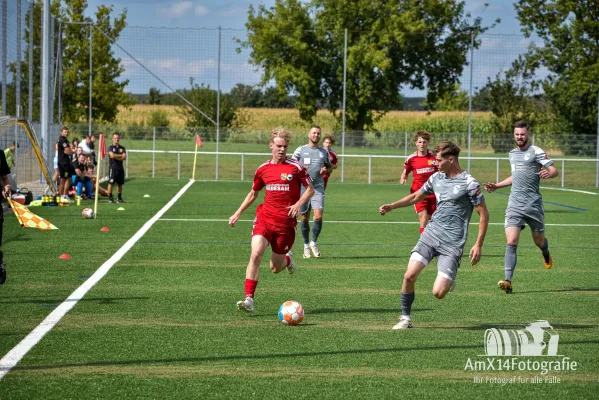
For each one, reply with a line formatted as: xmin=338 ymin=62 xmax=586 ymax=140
xmin=59 ymin=254 xmax=71 ymax=259
xmin=100 ymin=227 xmax=110 ymax=232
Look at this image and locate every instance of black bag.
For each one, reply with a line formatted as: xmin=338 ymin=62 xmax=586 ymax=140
xmin=18 ymin=188 xmax=34 ymax=205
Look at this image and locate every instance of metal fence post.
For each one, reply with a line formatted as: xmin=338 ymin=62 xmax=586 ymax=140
xmin=467 ymin=31 xmax=474 ymax=173
xmin=241 ymin=154 xmax=244 ymax=181
xmin=177 ymin=152 xmax=180 ymax=180
xmin=88 ymin=24 xmax=93 ymax=136
xmin=368 ymin=156 xmax=372 ymax=184
xmin=28 ymin=0 xmax=33 ymax=121
xmin=340 ymin=28 xmax=347 ymax=183
xmin=532 ymin=134 xmax=535 ymax=147
xmin=596 ymin=85 xmax=599 ymax=187
xmin=215 ymin=26 xmax=221 ymax=181
xmin=125 ymin=153 xmax=129 ymax=178
xmin=496 ymin=158 xmax=499 ymax=183
xmin=152 ymin=127 xmax=156 ymax=178
xmin=16 ymin=0 xmax=21 ymax=116
xmin=404 ymin=132 xmax=408 ymax=156
xmin=561 ymin=159 xmax=565 ymax=188
xmin=1 ymin=0 xmax=7 ymax=115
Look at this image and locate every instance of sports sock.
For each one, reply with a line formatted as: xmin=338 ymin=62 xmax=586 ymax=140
xmin=541 ymin=238 xmax=550 ymax=263
xmin=419 ymin=227 xmax=424 ymax=235
xmin=312 ymin=219 xmax=323 ymax=242
xmin=244 ymin=279 xmax=258 ymax=298
xmin=400 ymin=291 xmax=415 ymax=319
xmin=301 ymin=220 xmax=310 ymax=245
xmin=505 ymin=244 xmax=518 ymax=282
xmin=285 ymin=255 xmax=291 ymax=267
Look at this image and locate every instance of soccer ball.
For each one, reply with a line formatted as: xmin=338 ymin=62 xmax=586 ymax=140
xmin=278 ymin=300 xmax=304 ymax=326
xmin=81 ymin=208 xmax=94 ymax=219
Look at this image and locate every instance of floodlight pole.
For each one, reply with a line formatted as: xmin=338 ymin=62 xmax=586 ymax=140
xmin=467 ymin=31 xmax=474 ymax=173
xmin=89 ymin=24 xmax=93 ymax=136
xmin=1 ymin=0 xmax=7 ymax=116
xmin=216 ymin=26 xmax=221 ymax=180
xmin=596 ymin=84 xmax=599 ymax=187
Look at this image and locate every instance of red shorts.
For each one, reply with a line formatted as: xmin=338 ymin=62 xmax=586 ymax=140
xmin=413 ymin=192 xmax=436 ymax=215
xmin=252 ymin=218 xmax=296 ymax=254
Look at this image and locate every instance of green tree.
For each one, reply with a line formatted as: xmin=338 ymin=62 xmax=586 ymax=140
xmin=9 ymin=0 xmax=131 ymax=123
xmin=229 ymin=83 xmax=262 ymax=107
xmin=177 ymin=79 xmax=240 ymax=140
xmin=241 ymin=0 xmax=495 ymax=142
xmin=515 ymin=0 xmax=599 ymax=140
xmin=423 ymin=84 xmax=470 ymax=111
xmin=147 ymin=87 xmax=162 ymax=105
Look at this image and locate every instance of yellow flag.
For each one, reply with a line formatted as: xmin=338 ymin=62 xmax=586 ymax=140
xmin=7 ymin=198 xmax=58 ymax=230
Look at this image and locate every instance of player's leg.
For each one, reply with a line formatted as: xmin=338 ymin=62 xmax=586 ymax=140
xmin=500 ymin=214 xmax=524 ymax=294
xmin=528 ymin=213 xmax=551 ymax=269
xmin=107 ymin=168 xmax=115 ymax=203
xmin=116 ymin=171 xmax=125 ymax=202
xmin=414 ymin=199 xmax=429 ymax=235
xmin=310 ymin=192 xmax=324 ymax=257
xmin=269 ymin=225 xmax=296 ymax=274
xmin=432 ymin=253 xmax=460 ymax=299
xmin=238 ymin=234 xmax=269 ymax=312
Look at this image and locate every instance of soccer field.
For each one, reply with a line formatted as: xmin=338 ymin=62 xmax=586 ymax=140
xmin=1 ymin=179 xmax=598 ymax=398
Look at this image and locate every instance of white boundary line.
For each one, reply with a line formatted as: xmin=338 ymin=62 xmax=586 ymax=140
xmin=0 ymin=180 xmax=195 ymax=380
xmin=540 ymin=187 xmax=597 ymax=195
xmin=158 ymin=218 xmax=599 ymax=227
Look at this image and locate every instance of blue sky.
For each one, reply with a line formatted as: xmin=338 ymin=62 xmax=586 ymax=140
xmin=85 ymin=0 xmax=523 ymax=33
xmin=82 ymin=1 xmax=532 ymax=95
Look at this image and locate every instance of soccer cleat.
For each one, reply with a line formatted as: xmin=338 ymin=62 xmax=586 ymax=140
xmin=116 ymin=198 xmax=125 ymax=203
xmin=286 ymin=251 xmax=296 ymax=274
xmin=309 ymin=243 xmax=321 ymax=258
xmin=543 ymin=255 xmax=553 ymax=269
xmin=108 ymin=197 xmax=115 ymax=204
xmin=498 ymin=280 xmax=513 ymax=294
xmin=392 ymin=318 xmax=413 ymax=330
xmin=0 ymin=262 xmax=6 ymax=285
xmin=303 ymin=247 xmax=311 ymax=259
xmin=237 ymin=297 xmax=254 ymax=313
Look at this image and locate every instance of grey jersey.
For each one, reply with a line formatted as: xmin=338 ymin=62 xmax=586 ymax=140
xmin=420 ymin=171 xmax=485 ymax=250
xmin=293 ymin=145 xmax=331 ymax=190
xmin=508 ymin=145 xmax=554 ymax=212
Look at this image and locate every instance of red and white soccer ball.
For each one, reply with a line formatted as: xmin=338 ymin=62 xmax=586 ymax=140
xmin=81 ymin=208 xmax=94 ymax=219
xmin=278 ymin=300 xmax=304 ymax=326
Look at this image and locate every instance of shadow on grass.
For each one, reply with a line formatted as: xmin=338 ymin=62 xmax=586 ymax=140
xmin=513 ymin=287 xmax=599 ymax=294
xmin=12 ymin=340 xmax=599 ymax=372
xmin=0 ymin=296 xmax=150 ymax=305
xmin=309 ymin=307 xmax=433 ymax=315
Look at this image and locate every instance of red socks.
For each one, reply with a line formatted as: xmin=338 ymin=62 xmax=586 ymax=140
xmin=285 ymin=255 xmax=291 ymax=267
xmin=419 ymin=228 xmax=424 ymax=235
xmin=245 ymin=279 xmax=258 ymax=298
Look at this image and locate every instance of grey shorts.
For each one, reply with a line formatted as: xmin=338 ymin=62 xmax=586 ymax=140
xmin=300 ymin=187 xmax=325 ymax=214
xmin=505 ymin=207 xmax=545 ymax=232
xmin=410 ymin=240 xmax=462 ymax=281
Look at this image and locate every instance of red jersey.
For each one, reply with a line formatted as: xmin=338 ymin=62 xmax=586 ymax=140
xmin=253 ymin=158 xmax=312 ymax=227
xmin=403 ymin=149 xmax=438 ymax=191
xmin=322 ymin=149 xmax=338 ymax=180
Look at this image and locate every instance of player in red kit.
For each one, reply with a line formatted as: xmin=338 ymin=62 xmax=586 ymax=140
xmin=399 ymin=130 xmax=438 ymax=235
xmin=229 ymin=127 xmax=315 ymax=313
xmin=322 ymin=135 xmax=338 ymax=190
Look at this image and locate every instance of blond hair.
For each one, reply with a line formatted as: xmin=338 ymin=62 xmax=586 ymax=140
xmin=270 ymin=127 xmax=292 ymax=143
xmin=435 ymin=141 xmax=461 ymax=158
xmin=413 ymin=130 xmax=431 ymax=142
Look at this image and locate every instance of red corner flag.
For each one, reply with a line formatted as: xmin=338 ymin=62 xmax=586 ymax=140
xmin=98 ymin=134 xmax=107 ymax=160
xmin=195 ymin=134 xmax=203 ymax=148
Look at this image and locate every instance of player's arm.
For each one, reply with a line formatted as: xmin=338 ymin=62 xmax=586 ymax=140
xmin=63 ymin=142 xmax=72 ymax=156
xmin=469 ymin=202 xmax=489 ymax=265
xmin=1 ymin=174 xmax=10 ymax=199
xmin=484 ymin=175 xmax=512 ymax=193
xmin=229 ymin=189 xmax=260 ymax=227
xmin=287 ymin=183 xmax=315 ymax=218
xmin=540 ymin=165 xmax=558 ymax=179
xmin=379 ymin=189 xmax=427 ymax=215
xmin=75 ymin=166 xmax=85 ymax=179
xmin=399 ymin=170 xmax=408 ymax=185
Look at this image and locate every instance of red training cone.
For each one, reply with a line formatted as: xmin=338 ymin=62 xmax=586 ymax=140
xmin=59 ymin=254 xmax=71 ymax=259
xmin=100 ymin=227 xmax=110 ymax=232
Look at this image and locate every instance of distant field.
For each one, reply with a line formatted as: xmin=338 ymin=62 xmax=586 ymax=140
xmin=116 ymin=105 xmax=493 ymax=132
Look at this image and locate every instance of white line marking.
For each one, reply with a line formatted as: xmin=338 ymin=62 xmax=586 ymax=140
xmin=540 ymin=187 xmax=597 ymax=195
xmin=158 ymin=218 xmax=599 ymax=227
xmin=0 ymin=180 xmax=195 ymax=380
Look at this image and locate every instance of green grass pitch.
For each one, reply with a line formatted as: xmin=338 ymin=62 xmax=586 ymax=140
xmin=0 ymin=178 xmax=598 ymax=398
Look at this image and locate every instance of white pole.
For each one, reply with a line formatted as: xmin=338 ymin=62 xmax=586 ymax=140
xmin=341 ymin=28 xmax=347 ymax=183
xmin=215 ymin=26 xmax=221 ymax=180
xmin=467 ymin=31 xmax=474 ymax=173
xmin=88 ymin=25 xmax=93 ymax=136
xmin=41 ymin=0 xmax=51 ymax=154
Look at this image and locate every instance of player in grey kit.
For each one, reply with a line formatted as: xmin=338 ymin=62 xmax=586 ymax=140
xmin=293 ymin=126 xmax=332 ymax=258
xmin=379 ymin=141 xmax=489 ymax=329
xmin=484 ymin=121 xmax=559 ymax=294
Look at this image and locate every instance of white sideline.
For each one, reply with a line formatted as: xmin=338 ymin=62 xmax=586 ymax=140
xmin=159 ymin=218 xmax=599 ymax=227
xmin=0 ymin=179 xmax=195 ymax=380
xmin=540 ymin=187 xmax=598 ymax=195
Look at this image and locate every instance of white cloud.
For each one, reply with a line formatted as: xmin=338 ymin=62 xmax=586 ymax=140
xmin=158 ymin=1 xmax=193 ymax=19
xmin=195 ymin=5 xmax=208 ymax=16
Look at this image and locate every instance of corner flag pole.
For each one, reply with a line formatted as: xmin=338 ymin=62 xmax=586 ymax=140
xmin=192 ymin=135 xmax=202 ymax=180
xmin=93 ymin=134 xmax=106 ymax=219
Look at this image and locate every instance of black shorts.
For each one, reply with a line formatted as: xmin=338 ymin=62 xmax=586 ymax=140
xmin=59 ymin=162 xmax=72 ymax=178
xmin=109 ymin=168 xmax=125 ymax=185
